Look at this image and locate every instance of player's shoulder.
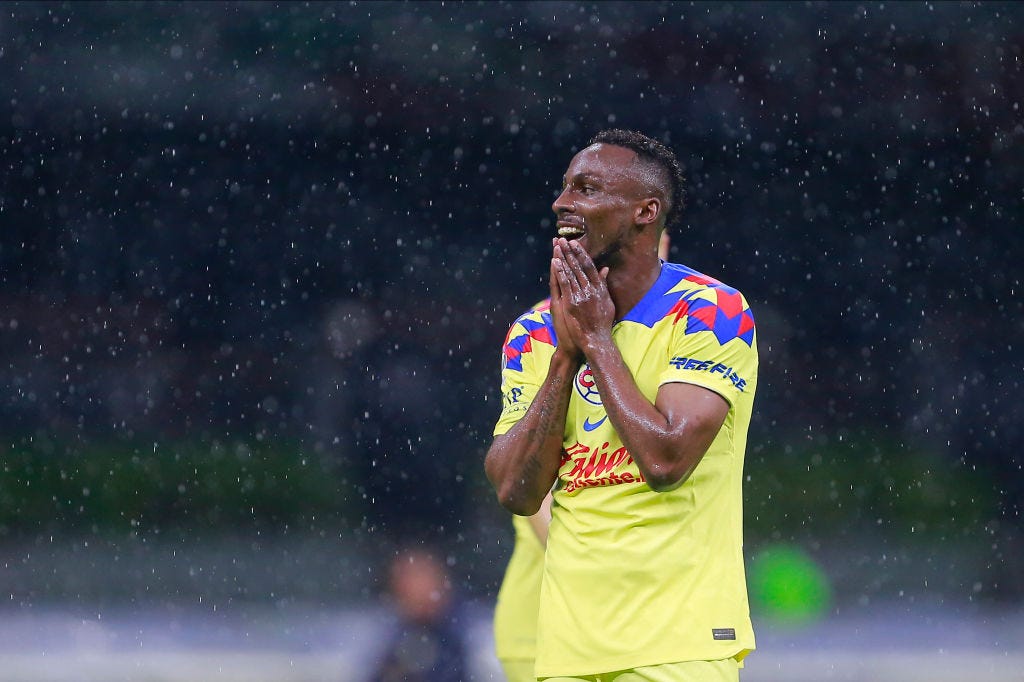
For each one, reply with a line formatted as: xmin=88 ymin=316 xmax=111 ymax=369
xmin=662 ymin=261 xmax=747 ymax=299
xmin=508 ymin=297 xmax=552 ymax=330
xmin=521 ymin=297 xmax=552 ymax=319
xmin=502 ymin=297 xmax=556 ymax=349
xmin=620 ymin=262 xmax=753 ymax=329
xmin=662 ymin=261 xmax=756 ymax=348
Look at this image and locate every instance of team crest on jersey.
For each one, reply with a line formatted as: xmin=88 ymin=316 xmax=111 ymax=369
xmin=574 ymin=365 xmax=602 ymax=405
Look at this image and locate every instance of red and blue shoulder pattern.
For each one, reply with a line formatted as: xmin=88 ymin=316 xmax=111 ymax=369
xmin=623 ymin=262 xmax=755 ymax=346
xmin=502 ymin=298 xmax=555 ymax=373
xmin=501 ymin=263 xmax=754 ymax=373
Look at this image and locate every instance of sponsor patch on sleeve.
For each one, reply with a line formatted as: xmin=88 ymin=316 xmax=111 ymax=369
xmin=669 ymin=357 xmax=748 ymax=392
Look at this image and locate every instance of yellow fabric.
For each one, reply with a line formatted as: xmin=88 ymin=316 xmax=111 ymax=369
xmin=493 ymin=263 xmax=758 ymax=677
xmin=494 ymin=513 xmax=544 ymax=662
xmin=501 ymin=656 xmax=540 ymax=682
xmin=539 ymin=657 xmax=739 ymax=682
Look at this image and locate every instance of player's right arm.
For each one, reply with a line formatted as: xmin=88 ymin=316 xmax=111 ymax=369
xmin=484 ymin=347 xmax=577 ymax=515
xmin=485 ymin=252 xmax=583 ymax=516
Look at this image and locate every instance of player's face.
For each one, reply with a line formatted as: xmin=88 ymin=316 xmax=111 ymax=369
xmin=551 ymin=144 xmax=647 ymax=267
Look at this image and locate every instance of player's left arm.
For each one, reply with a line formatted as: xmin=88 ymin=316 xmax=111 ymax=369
xmin=552 ymin=238 xmax=729 ymax=492
xmin=585 ymin=344 xmax=728 ymax=492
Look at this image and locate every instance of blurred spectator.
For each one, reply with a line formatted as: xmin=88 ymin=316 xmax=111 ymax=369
xmin=370 ymin=546 xmax=469 ymax=682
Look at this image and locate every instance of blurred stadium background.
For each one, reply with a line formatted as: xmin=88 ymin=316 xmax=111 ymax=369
xmin=1 ymin=2 xmax=1021 ymax=680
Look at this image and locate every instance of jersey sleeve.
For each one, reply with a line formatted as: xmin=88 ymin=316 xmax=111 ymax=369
xmin=658 ymin=286 xmax=757 ymax=408
xmin=492 ymin=304 xmax=556 ymax=436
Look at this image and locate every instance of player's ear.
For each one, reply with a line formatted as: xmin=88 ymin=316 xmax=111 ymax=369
xmin=634 ymin=197 xmax=661 ymax=227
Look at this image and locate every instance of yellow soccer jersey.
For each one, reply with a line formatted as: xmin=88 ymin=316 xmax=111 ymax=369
xmin=493 ymin=513 xmax=544 ymax=662
xmin=493 ymin=262 xmax=758 ymax=677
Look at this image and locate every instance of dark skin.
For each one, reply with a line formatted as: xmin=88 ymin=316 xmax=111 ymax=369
xmin=485 ymin=143 xmax=729 ymax=515
xmin=522 ymin=232 xmax=672 ymax=546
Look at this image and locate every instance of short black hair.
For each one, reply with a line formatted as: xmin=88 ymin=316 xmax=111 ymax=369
xmin=589 ymin=129 xmax=686 ymax=229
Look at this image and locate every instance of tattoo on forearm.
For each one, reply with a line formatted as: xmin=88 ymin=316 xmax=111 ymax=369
xmin=520 ymin=375 xmax=567 ymax=485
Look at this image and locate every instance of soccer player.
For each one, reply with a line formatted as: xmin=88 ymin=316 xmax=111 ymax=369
xmin=493 ymin=233 xmax=671 ymax=682
xmin=485 ymin=130 xmax=758 ymax=681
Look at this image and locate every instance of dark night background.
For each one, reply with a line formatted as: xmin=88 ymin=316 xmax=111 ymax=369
xmin=0 ymin=3 xmax=1022 ymax=672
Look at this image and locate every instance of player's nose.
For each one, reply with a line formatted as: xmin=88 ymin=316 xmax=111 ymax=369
xmin=552 ymin=189 xmax=574 ymax=214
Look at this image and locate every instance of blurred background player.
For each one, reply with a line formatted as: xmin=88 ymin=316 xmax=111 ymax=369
xmin=492 ymin=494 xmax=550 ymax=682
xmin=492 ymin=232 xmax=671 ymax=681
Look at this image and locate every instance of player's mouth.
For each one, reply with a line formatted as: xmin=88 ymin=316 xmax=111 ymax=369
xmin=557 ymin=219 xmax=585 ymax=240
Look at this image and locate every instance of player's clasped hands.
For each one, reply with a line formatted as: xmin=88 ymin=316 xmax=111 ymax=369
xmin=550 ymin=238 xmax=615 ymax=355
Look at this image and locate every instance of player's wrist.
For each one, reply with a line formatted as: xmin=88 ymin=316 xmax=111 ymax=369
xmin=579 ymin=330 xmax=615 ymax=357
xmin=550 ymin=346 xmax=583 ymax=372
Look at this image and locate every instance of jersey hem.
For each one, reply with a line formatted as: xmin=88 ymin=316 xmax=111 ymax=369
xmin=535 ymin=644 xmax=755 ymax=678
